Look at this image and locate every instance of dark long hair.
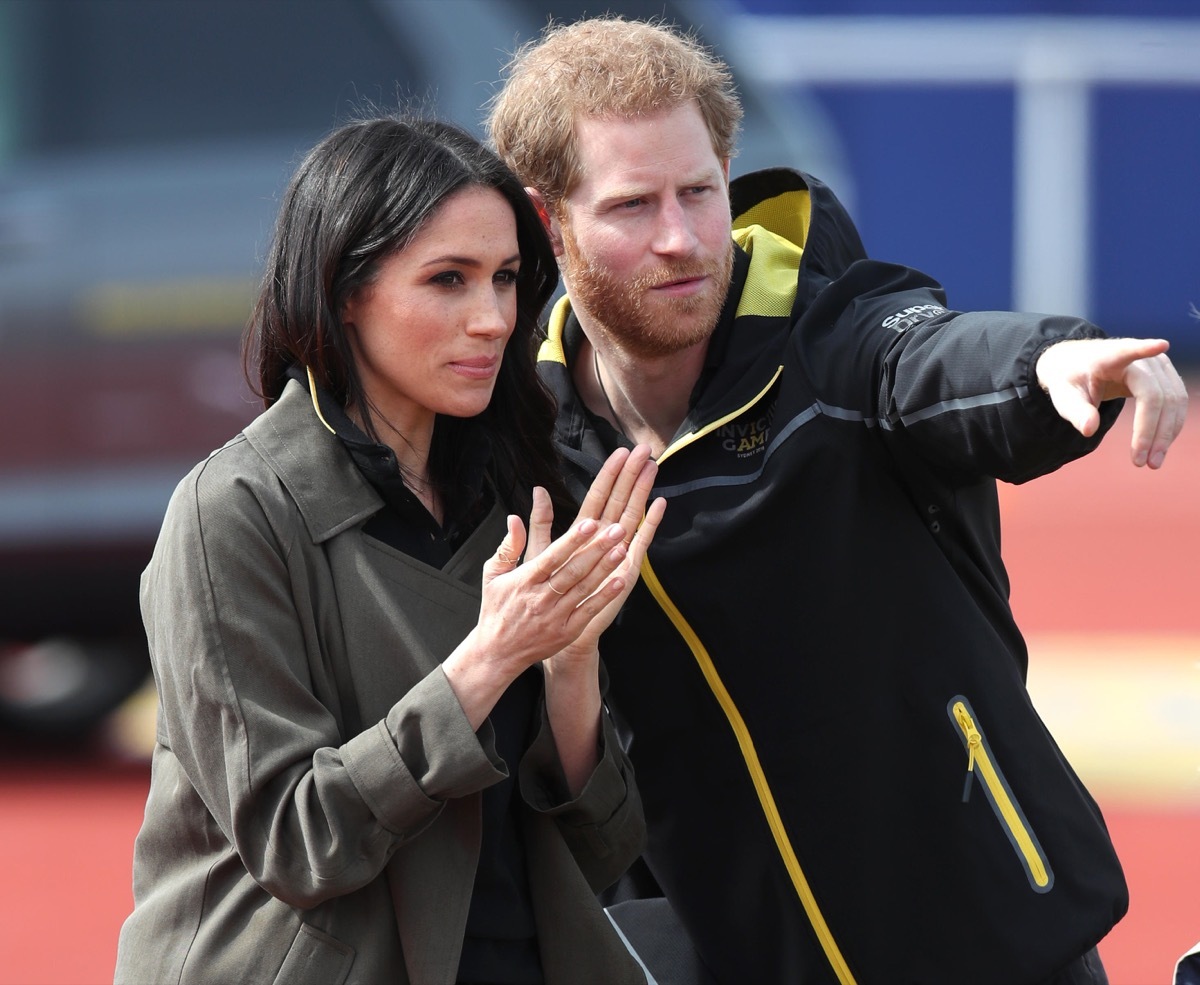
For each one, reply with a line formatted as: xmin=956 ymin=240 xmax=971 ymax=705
xmin=244 ymin=115 xmax=574 ymax=530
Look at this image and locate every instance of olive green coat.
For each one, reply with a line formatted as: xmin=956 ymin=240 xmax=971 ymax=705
xmin=113 ymin=379 xmax=648 ymax=985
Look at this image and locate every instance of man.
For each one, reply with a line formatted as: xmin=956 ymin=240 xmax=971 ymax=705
xmin=487 ymin=17 xmax=1188 ymax=985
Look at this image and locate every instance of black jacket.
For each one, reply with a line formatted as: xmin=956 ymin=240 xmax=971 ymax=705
xmin=537 ymin=169 xmax=1127 ymax=985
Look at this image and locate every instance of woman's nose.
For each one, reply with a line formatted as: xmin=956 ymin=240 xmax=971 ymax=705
xmin=466 ymin=287 xmax=513 ymax=337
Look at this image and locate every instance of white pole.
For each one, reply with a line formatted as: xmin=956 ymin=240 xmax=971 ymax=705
xmin=1013 ymin=40 xmax=1092 ymax=317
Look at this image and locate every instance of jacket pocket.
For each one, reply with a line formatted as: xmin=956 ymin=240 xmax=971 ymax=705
xmin=272 ymin=924 xmax=355 ymax=985
xmin=947 ymin=695 xmax=1054 ymax=893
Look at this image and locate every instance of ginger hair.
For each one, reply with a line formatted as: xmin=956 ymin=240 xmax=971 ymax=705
xmin=486 ymin=16 xmax=742 ymax=210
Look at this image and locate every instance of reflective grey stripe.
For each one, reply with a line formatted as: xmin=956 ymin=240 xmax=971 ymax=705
xmin=653 ymin=401 xmax=833 ymax=498
xmin=898 ymin=385 xmax=1030 ymax=427
xmin=652 ymin=385 xmax=1029 ymax=497
xmin=813 ymin=400 xmax=876 ymax=426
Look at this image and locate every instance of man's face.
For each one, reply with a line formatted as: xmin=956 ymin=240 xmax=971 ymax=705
xmin=555 ymin=102 xmax=734 ymax=359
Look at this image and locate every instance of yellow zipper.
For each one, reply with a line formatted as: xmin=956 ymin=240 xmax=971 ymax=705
xmin=950 ymin=697 xmax=1053 ymax=892
xmin=638 ymin=368 xmax=855 ymax=981
xmin=639 ymin=556 xmax=856 ymax=984
xmin=655 ymin=367 xmax=783 ymax=467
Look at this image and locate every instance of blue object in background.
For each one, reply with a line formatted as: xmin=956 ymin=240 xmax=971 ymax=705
xmin=1094 ymin=86 xmax=1200 ymax=342
xmin=720 ymin=0 xmax=1200 ymax=360
xmin=808 ymin=85 xmax=1017 ymax=313
xmin=736 ymin=0 xmax=1200 ymax=17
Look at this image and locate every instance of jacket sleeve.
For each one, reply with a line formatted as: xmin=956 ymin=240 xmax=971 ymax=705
xmin=143 ymin=453 xmax=506 ymax=909
xmin=516 ymin=666 xmax=646 ymax=893
xmin=800 ymin=258 xmax=1122 ymax=484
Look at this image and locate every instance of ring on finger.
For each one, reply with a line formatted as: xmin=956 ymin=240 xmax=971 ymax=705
xmin=497 ymin=549 xmax=517 ymax=565
xmin=546 ymin=580 xmax=567 ymax=596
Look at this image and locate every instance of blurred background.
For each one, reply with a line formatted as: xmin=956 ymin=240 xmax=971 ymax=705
xmin=0 ymin=1 xmax=1195 ymax=983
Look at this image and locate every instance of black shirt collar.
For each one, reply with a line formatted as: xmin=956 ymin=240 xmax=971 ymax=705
xmin=286 ymin=365 xmax=492 ymax=565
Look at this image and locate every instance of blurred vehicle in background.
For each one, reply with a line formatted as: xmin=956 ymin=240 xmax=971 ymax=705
xmin=0 ymin=0 xmax=842 ymax=746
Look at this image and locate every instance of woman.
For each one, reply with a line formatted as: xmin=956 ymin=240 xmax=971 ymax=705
xmin=113 ymin=116 xmax=664 ymax=985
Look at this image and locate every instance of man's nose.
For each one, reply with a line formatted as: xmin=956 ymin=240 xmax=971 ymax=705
xmin=652 ymin=199 xmax=699 ymax=257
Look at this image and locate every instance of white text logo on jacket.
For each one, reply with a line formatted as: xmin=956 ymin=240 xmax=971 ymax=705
xmin=882 ymin=303 xmax=948 ymax=333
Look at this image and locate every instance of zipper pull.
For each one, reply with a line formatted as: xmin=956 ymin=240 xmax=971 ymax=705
xmin=955 ymin=704 xmax=982 ymax=803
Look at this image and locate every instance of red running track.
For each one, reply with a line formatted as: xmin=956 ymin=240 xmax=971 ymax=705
xmin=2 ymin=763 xmax=1198 ymax=985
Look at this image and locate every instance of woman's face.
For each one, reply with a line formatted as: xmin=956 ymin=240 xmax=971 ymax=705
xmin=342 ymin=185 xmax=520 ymax=440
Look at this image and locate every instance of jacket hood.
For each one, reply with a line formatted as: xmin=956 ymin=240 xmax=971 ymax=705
xmin=729 ymin=167 xmax=867 ymax=312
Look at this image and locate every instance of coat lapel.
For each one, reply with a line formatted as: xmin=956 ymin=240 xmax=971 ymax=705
xmin=323 ymin=504 xmax=504 ymax=728
xmin=247 ymin=381 xmax=539 ymax=983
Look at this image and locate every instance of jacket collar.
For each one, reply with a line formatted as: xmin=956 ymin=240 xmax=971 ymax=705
xmin=536 ymin=167 xmax=870 ymax=459
xmin=243 ymin=377 xmax=383 ymax=544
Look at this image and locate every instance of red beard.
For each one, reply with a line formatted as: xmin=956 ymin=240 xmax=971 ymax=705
xmin=560 ymin=226 xmax=734 ymax=360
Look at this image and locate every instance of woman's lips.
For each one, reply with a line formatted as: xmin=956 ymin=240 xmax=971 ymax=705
xmin=450 ymin=355 xmax=500 ymax=379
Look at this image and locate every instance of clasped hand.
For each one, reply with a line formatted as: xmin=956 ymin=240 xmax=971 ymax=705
xmin=443 ymin=445 xmax=666 ymax=729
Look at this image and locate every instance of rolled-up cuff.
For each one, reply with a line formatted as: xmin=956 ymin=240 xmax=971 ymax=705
xmin=342 ymin=667 xmax=505 ymax=834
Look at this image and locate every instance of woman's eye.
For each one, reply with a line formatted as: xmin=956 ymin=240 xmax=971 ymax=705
xmin=431 ymin=270 xmax=464 ymax=286
xmin=494 ymin=269 xmax=519 ymax=285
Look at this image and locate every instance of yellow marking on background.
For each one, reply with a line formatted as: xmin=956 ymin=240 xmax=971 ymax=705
xmin=81 ymin=278 xmax=257 ymax=336
xmin=1025 ymin=634 xmax=1200 ymax=809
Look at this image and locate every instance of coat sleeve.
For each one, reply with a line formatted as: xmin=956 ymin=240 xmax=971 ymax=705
xmin=516 ymin=665 xmax=646 ymax=893
xmin=798 ymin=258 xmax=1123 ymax=484
xmin=143 ymin=451 xmax=506 ymax=909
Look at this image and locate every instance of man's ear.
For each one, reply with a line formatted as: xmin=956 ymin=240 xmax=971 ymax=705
xmin=526 ymin=187 xmax=563 ymax=256
xmin=721 ymin=158 xmax=731 ymax=186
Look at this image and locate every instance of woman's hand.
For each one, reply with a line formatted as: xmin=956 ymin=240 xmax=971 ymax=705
xmin=536 ymin=445 xmax=666 ymax=671
xmin=522 ymin=446 xmax=666 ymax=795
xmin=442 ymin=446 xmax=663 ymax=729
